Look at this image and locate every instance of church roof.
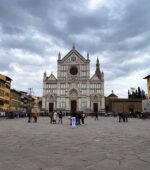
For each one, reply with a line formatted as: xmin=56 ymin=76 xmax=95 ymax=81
xmin=144 ymin=75 xmax=150 ymax=79
xmin=60 ymin=45 xmax=88 ymax=64
xmin=107 ymin=91 xmax=118 ymax=98
xmin=46 ymin=74 xmax=57 ymax=81
xmin=90 ymin=73 xmax=101 ymax=81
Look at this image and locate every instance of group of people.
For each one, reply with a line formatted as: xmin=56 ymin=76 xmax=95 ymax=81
xmin=70 ymin=111 xmax=86 ymax=125
xmin=27 ymin=110 xmax=130 ymax=124
xmin=118 ymin=112 xmax=128 ymax=122
xmin=49 ymin=111 xmax=63 ymax=124
xmin=27 ymin=112 xmax=38 ymax=123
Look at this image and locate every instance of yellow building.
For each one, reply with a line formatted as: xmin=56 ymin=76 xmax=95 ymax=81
xmin=144 ymin=75 xmax=150 ymax=99
xmin=0 ymin=74 xmax=12 ymax=111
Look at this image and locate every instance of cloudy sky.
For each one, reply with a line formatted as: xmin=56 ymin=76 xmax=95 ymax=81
xmin=0 ymin=0 xmax=150 ymax=97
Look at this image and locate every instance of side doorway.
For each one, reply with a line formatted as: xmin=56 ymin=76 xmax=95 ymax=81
xmin=49 ymin=103 xmax=54 ymax=113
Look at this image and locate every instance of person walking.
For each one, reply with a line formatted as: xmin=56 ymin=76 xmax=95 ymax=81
xmin=76 ymin=111 xmax=81 ymax=125
xmin=49 ymin=112 xmax=53 ymax=124
xmin=27 ymin=112 xmax=32 ymax=123
xmin=119 ymin=112 xmax=123 ymax=122
xmin=71 ymin=110 xmax=76 ymax=127
xmin=95 ymin=112 xmax=98 ymax=120
xmin=53 ymin=111 xmax=57 ymax=124
xmin=34 ymin=112 xmax=38 ymax=123
xmin=81 ymin=112 xmax=85 ymax=124
xmin=58 ymin=110 xmax=63 ymax=124
xmin=125 ymin=112 xmax=128 ymax=122
xmin=32 ymin=112 xmax=38 ymax=123
xmin=122 ymin=112 xmax=126 ymax=122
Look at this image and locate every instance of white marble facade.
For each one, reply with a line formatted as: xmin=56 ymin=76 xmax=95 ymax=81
xmin=42 ymin=45 xmax=105 ymax=113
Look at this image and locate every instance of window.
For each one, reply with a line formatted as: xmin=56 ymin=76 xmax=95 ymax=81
xmin=70 ymin=66 xmax=78 ymax=75
xmin=0 ymin=90 xmax=4 ymax=96
xmin=81 ymin=98 xmax=87 ymax=109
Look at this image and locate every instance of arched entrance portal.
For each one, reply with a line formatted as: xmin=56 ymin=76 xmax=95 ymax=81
xmin=49 ymin=103 xmax=54 ymax=112
xmin=48 ymin=95 xmax=54 ymax=112
xmin=71 ymin=100 xmax=77 ymax=112
xmin=93 ymin=95 xmax=98 ymax=112
xmin=69 ymin=88 xmax=78 ymax=112
xmin=93 ymin=103 xmax=98 ymax=112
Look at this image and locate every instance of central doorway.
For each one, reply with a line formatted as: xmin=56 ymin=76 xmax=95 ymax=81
xmin=93 ymin=103 xmax=98 ymax=112
xmin=71 ymin=100 xmax=77 ymax=112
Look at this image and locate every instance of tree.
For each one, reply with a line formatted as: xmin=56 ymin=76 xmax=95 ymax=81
xmin=128 ymin=87 xmax=146 ymax=99
xmin=141 ymin=90 xmax=146 ymax=99
xmin=138 ymin=87 xmax=141 ymax=98
xmin=128 ymin=90 xmax=131 ymax=98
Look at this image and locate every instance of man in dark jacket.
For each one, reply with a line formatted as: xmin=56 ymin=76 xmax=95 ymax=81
xmin=58 ymin=110 xmax=63 ymax=124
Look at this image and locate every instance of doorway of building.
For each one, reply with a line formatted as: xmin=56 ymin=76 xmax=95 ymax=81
xmin=71 ymin=100 xmax=77 ymax=112
xmin=49 ymin=103 xmax=54 ymax=112
xmin=93 ymin=103 xmax=98 ymax=112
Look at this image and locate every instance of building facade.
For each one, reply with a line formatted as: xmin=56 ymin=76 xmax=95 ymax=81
xmin=0 ymin=74 xmax=12 ymax=111
xmin=20 ymin=91 xmax=35 ymax=113
xmin=105 ymin=91 xmax=142 ymax=114
xmin=10 ymin=89 xmax=22 ymax=111
xmin=42 ymin=46 xmax=105 ymax=113
xmin=144 ymin=75 xmax=150 ymax=99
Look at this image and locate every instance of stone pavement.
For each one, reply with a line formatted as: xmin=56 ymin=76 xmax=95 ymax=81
xmin=0 ymin=117 xmax=150 ymax=170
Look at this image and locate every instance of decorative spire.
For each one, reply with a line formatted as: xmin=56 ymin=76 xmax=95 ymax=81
xmin=97 ymin=56 xmax=99 ymax=65
xmin=72 ymin=43 xmax=75 ymax=49
xmin=58 ymin=52 xmax=61 ymax=60
xmin=95 ymin=57 xmax=101 ymax=80
xmin=87 ymin=52 xmax=89 ymax=59
xmin=43 ymin=72 xmax=47 ymax=80
xmin=44 ymin=72 xmax=46 ymax=77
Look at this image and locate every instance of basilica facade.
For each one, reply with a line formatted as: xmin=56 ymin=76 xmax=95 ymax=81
xmin=42 ymin=45 xmax=105 ymax=113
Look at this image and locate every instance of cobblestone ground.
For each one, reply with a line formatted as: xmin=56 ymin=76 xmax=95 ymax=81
xmin=0 ymin=117 xmax=150 ymax=170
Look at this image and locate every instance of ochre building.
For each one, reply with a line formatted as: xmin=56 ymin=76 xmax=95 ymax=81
xmin=0 ymin=74 xmax=12 ymax=111
xmin=10 ymin=89 xmax=22 ymax=111
xmin=144 ymin=75 xmax=150 ymax=99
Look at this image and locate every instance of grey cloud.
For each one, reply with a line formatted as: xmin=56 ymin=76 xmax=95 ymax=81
xmin=0 ymin=0 xmax=150 ymax=97
xmin=1 ymin=25 xmax=24 ymax=35
xmin=1 ymin=36 xmax=50 ymax=55
xmin=0 ymin=55 xmax=13 ymax=71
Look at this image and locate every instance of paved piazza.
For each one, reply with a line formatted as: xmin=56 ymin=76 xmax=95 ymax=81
xmin=0 ymin=117 xmax=150 ymax=170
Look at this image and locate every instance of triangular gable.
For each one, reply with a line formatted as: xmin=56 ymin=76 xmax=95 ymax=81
xmin=60 ymin=48 xmax=87 ymax=64
xmin=47 ymin=74 xmax=57 ymax=81
xmin=90 ymin=74 xmax=100 ymax=81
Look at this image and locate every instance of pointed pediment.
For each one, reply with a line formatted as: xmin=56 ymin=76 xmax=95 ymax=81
xmin=47 ymin=74 xmax=57 ymax=81
xmin=90 ymin=74 xmax=101 ymax=81
xmin=60 ymin=48 xmax=88 ymax=64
